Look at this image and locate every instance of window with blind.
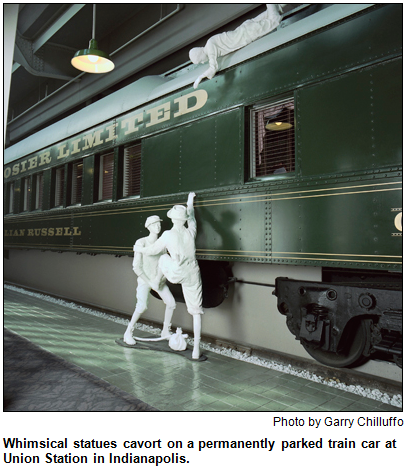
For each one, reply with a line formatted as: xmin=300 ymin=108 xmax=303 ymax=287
xmin=70 ymin=161 xmax=83 ymax=205
xmin=8 ymin=182 xmax=14 ymax=214
xmin=23 ymin=177 xmax=31 ymax=211
xmin=35 ymin=173 xmax=43 ymax=210
xmin=123 ymin=143 xmax=141 ymax=198
xmin=54 ymin=166 xmax=65 ymax=207
xmin=251 ymin=98 xmax=295 ymax=178
xmin=98 ymin=152 xmax=114 ymax=201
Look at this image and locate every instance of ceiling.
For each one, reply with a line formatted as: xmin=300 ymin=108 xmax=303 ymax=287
xmin=6 ymin=3 xmax=266 ymax=149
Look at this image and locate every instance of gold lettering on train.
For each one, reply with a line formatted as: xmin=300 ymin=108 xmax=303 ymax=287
xmin=146 ymin=102 xmax=171 ymax=128
xmin=5 ymin=227 xmax=82 ymax=237
xmin=39 ymin=151 xmax=52 ymax=165
xmin=82 ymin=130 xmax=104 ymax=151
xmin=105 ymin=123 xmax=118 ymax=143
xmin=394 ymin=212 xmax=402 ymax=232
xmin=174 ymin=89 xmax=208 ymax=117
xmin=121 ymin=113 xmax=143 ymax=135
xmin=57 ymin=144 xmax=70 ymax=159
xmin=71 ymin=138 xmax=82 ymax=155
xmin=28 ymin=156 xmax=38 ymax=169
xmin=4 ymin=90 xmax=210 ymax=180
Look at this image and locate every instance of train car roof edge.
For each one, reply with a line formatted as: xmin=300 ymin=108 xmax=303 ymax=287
xmin=4 ymin=3 xmax=373 ymax=166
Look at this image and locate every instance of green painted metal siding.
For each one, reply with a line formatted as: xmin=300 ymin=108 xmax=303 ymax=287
xmin=297 ymin=59 xmax=402 ymax=177
xmin=142 ymin=109 xmax=243 ymax=197
xmin=3 ymin=5 xmax=402 ymax=272
xmin=271 ymin=178 xmax=402 ymax=270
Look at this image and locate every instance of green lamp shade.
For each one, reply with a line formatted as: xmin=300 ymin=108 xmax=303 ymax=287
xmin=71 ymin=39 xmax=114 ymax=73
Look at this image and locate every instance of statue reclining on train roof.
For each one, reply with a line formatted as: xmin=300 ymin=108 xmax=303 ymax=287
xmin=190 ymin=4 xmax=285 ymax=89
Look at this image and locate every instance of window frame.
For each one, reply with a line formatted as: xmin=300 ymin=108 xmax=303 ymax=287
xmin=6 ymin=181 xmax=14 ymax=214
xmin=22 ymin=176 xmax=31 ymax=212
xmin=97 ymin=151 xmax=115 ymax=202
xmin=34 ymin=172 xmax=44 ymax=211
xmin=249 ymin=97 xmax=296 ymax=181
xmin=53 ymin=165 xmax=65 ymax=208
xmin=69 ymin=159 xmax=84 ymax=206
xmin=122 ymin=142 xmax=142 ymax=200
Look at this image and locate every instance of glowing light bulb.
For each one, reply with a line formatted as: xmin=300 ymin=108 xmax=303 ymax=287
xmin=87 ymin=55 xmax=99 ymax=63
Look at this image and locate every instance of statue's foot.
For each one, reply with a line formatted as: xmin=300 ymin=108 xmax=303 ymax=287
xmin=192 ymin=345 xmax=200 ymax=360
xmin=123 ymin=329 xmax=136 ymax=345
xmin=161 ymin=327 xmax=172 ymax=339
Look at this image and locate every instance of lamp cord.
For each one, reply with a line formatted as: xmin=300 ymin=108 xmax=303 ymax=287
xmin=92 ymin=4 xmax=96 ymax=39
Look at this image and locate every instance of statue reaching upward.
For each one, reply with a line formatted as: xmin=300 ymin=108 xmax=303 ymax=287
xmin=134 ymin=192 xmax=204 ymax=359
xmin=190 ymin=4 xmax=284 ymax=89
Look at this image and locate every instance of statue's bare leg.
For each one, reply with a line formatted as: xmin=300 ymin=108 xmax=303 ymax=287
xmin=161 ymin=306 xmax=174 ymax=339
xmin=123 ymin=310 xmax=142 ymax=345
xmin=192 ymin=314 xmax=201 ymax=359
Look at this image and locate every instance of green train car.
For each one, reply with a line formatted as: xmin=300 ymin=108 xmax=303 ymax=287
xmin=4 ymin=4 xmax=402 ymax=368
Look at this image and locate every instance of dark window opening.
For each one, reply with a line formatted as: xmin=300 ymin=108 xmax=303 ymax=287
xmin=123 ymin=143 xmax=141 ymax=198
xmin=98 ymin=152 xmax=114 ymax=201
xmin=35 ymin=173 xmax=43 ymax=210
xmin=7 ymin=182 xmax=14 ymax=214
xmin=23 ymin=177 xmax=31 ymax=212
xmin=70 ymin=161 xmax=83 ymax=205
xmin=252 ymin=99 xmax=295 ymax=177
xmin=54 ymin=166 xmax=65 ymax=207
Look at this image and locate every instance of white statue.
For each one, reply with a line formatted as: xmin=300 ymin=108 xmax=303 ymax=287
xmin=134 ymin=192 xmax=204 ymax=359
xmin=168 ymin=327 xmax=188 ymax=351
xmin=123 ymin=215 xmax=176 ymax=345
xmin=190 ymin=4 xmax=284 ymax=89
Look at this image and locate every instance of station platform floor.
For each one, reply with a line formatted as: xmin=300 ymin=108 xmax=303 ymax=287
xmin=3 ymin=285 xmax=402 ymax=412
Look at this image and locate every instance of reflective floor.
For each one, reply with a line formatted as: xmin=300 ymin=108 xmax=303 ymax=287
xmin=3 ymin=286 xmax=401 ymax=412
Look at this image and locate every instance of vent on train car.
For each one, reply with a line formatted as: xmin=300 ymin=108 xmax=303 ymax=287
xmin=251 ymin=98 xmax=295 ymax=177
xmin=123 ymin=143 xmax=141 ymax=198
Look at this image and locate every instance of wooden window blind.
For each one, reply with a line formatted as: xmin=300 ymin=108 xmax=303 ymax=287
xmin=99 ymin=152 xmax=114 ymax=201
xmin=71 ymin=161 xmax=83 ymax=205
xmin=123 ymin=143 xmax=141 ymax=197
xmin=55 ymin=166 xmax=65 ymax=207
xmin=23 ymin=177 xmax=31 ymax=211
xmin=35 ymin=173 xmax=43 ymax=210
xmin=8 ymin=182 xmax=14 ymax=214
xmin=252 ymin=99 xmax=295 ymax=177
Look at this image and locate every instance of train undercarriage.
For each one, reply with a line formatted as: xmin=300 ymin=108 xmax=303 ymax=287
xmin=274 ymin=270 xmax=402 ymax=369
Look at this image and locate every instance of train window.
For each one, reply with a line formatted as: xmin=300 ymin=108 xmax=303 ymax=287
xmin=54 ymin=166 xmax=65 ymax=207
xmin=98 ymin=151 xmax=114 ymax=201
xmin=7 ymin=182 xmax=14 ymax=214
xmin=251 ymin=98 xmax=295 ymax=178
xmin=123 ymin=143 xmax=141 ymax=198
xmin=22 ymin=177 xmax=31 ymax=212
xmin=70 ymin=161 xmax=83 ymax=205
xmin=35 ymin=173 xmax=43 ymax=210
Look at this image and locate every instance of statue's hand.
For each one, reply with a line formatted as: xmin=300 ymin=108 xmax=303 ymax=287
xmin=187 ymin=192 xmax=196 ymax=207
xmin=133 ymin=243 xmax=144 ymax=253
xmin=193 ymin=75 xmax=204 ymax=89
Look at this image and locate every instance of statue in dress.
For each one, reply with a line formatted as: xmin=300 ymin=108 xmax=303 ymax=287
xmin=134 ymin=192 xmax=204 ymax=359
xmin=123 ymin=215 xmax=176 ymax=345
xmin=190 ymin=4 xmax=284 ymax=89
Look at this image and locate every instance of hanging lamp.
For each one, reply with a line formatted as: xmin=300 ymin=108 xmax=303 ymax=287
xmin=71 ymin=4 xmax=114 ymax=73
xmin=265 ymin=107 xmax=293 ymax=131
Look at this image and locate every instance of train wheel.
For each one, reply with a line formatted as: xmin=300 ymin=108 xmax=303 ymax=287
xmin=302 ymin=318 xmax=371 ymax=368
